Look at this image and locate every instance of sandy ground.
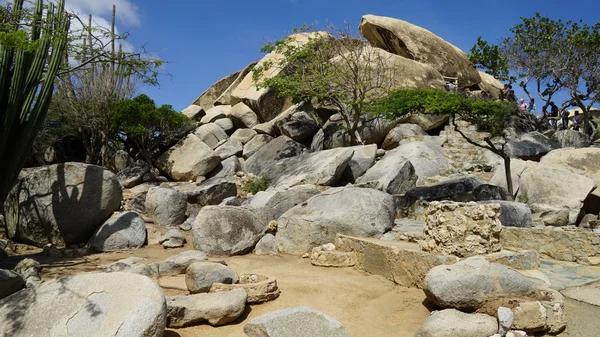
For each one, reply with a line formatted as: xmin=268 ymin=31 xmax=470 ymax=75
xmin=2 ymin=241 xmax=432 ymax=337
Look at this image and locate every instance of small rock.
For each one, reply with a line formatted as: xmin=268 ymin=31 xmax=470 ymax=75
xmin=244 ymin=306 xmax=349 ymax=337
xmin=157 ymin=250 xmax=208 ymax=276
xmin=254 ymin=234 xmax=278 ymax=255
xmin=160 ymin=229 xmax=186 ymax=249
xmin=498 ymin=306 xmax=514 ymax=336
xmin=88 ymin=211 xmax=147 ymax=252
xmin=166 ymin=288 xmax=247 ymax=328
xmin=506 ymin=331 xmax=527 ymax=337
xmin=185 ymin=262 xmax=238 ymax=294
xmin=415 ymin=309 xmax=498 ymax=337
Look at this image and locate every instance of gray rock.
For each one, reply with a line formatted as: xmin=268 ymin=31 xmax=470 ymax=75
xmin=356 ymin=157 xmax=417 ymax=195
xmin=182 ymin=177 xmax=237 ymax=206
xmin=498 ymin=306 xmax=514 ymax=336
xmin=280 ymin=119 xmax=320 ymax=142
xmin=244 ymin=306 xmax=349 ymax=337
xmin=0 ymin=248 xmax=6 ymax=262
xmin=192 ymin=206 xmax=265 ymax=256
xmin=156 ymin=250 xmax=207 ymax=276
xmin=181 ymin=104 xmax=204 ymax=120
xmin=215 ymin=139 xmax=243 ymax=160
xmin=194 ymin=123 xmax=229 ymax=149
xmin=244 ymin=136 xmax=306 ymax=175
xmin=248 ymin=185 xmax=320 ymax=223
xmin=414 ymin=309 xmax=498 ymax=337
xmin=382 ymin=123 xmax=427 ymax=150
xmin=108 ymin=150 xmax=134 ymax=173
xmin=13 ymin=258 xmax=42 ymax=287
xmin=480 ymin=200 xmax=532 ymax=228
xmin=0 ymin=269 xmax=25 ymax=300
xmin=207 ymin=156 xmax=242 ymax=179
xmin=103 ymin=256 xmax=158 ymax=277
xmin=254 ymin=234 xmax=278 ymax=255
xmin=405 ymin=175 xmax=482 ymax=203
xmin=243 ymin=134 xmax=274 ymax=159
xmin=156 ymin=134 xmax=221 ymax=181
xmin=160 ymin=229 xmax=186 ymax=248
xmin=507 ymin=140 xmax=554 ymax=160
xmin=552 ymin=129 xmax=591 ymax=148
xmin=167 ymin=289 xmax=247 ymax=328
xmin=530 ymin=203 xmax=570 ymax=227
xmin=200 ymin=105 xmax=230 ymax=124
xmin=145 ymin=187 xmax=187 ymax=226
xmin=214 ymin=117 xmax=235 ymax=134
xmin=219 ymin=196 xmax=244 ymax=206
xmin=423 ymin=257 xmax=536 ymax=311
xmin=231 ymin=128 xmax=258 ymax=144
xmin=388 ymin=141 xmax=449 ymax=184
xmin=472 ymin=184 xmax=511 ymax=201
xmin=125 ymin=191 xmax=147 ymax=213
xmin=185 ymin=262 xmax=239 ymax=294
xmin=276 ymin=187 xmax=395 ymax=254
xmin=342 ymin=144 xmax=377 ymax=183
xmin=3 ymin=163 xmax=122 ymax=247
xmin=227 ymin=102 xmax=259 ymax=128
xmin=0 ymin=272 xmax=167 ymax=337
xmin=116 ymin=164 xmax=151 ymax=188
xmin=88 ymin=211 xmax=147 ymax=252
xmin=520 ymin=131 xmax=560 ymax=150
xmin=260 ymin=147 xmax=354 ymax=189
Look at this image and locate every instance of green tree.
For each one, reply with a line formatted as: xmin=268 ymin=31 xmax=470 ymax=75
xmin=111 ymin=94 xmax=194 ymax=166
xmin=469 ymin=36 xmax=511 ymax=82
xmin=0 ymin=0 xmax=70 ymax=206
xmin=251 ymin=23 xmax=400 ymax=145
xmin=503 ymin=13 xmax=600 ymax=133
xmin=50 ymin=5 xmax=164 ymax=166
xmin=374 ymin=88 xmax=519 ymax=195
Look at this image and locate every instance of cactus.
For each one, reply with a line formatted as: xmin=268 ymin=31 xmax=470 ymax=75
xmin=0 ymin=0 xmax=70 ymax=206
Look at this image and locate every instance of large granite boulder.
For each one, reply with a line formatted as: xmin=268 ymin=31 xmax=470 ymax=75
xmin=214 ymin=61 xmax=258 ymax=106
xmin=215 ymin=139 xmax=244 ymax=160
xmin=200 ymin=105 xmax=230 ymax=124
xmin=227 ymin=102 xmax=260 ymax=128
xmin=167 ymin=289 xmax=247 ymax=328
xmin=415 ymin=309 xmax=498 ymax=337
xmin=507 ymin=140 xmax=554 ymax=161
xmin=552 ymin=129 xmax=591 ymax=148
xmin=359 ymin=14 xmax=481 ymax=89
xmin=0 ymin=269 xmax=25 ymax=300
xmin=181 ymin=105 xmax=204 ymax=121
xmin=145 ymin=187 xmax=187 ymax=226
xmin=423 ymin=257 xmax=537 ymax=311
xmin=185 ymin=262 xmax=239 ymax=294
xmin=541 ymin=148 xmax=600 ymax=198
xmin=276 ymin=187 xmax=395 ymax=254
xmin=244 ymin=136 xmax=306 ymax=175
xmin=382 ymin=123 xmax=427 ymax=150
xmin=405 ymin=175 xmax=482 ymax=203
xmin=342 ymin=144 xmax=377 ymax=183
xmin=88 ymin=211 xmax=147 ymax=252
xmin=387 ymin=141 xmax=449 ymax=184
xmin=244 ymin=306 xmax=349 ymax=337
xmin=477 ymin=71 xmax=503 ymax=99
xmin=260 ymin=147 xmax=354 ymax=188
xmin=193 ymin=123 xmax=228 ymax=149
xmin=356 ymin=157 xmax=417 ymax=195
xmin=515 ymin=162 xmax=596 ymax=225
xmin=248 ymin=185 xmax=321 ymax=223
xmin=231 ymin=128 xmax=258 ymax=144
xmin=4 ymin=163 xmax=122 ymax=247
xmin=397 ymin=114 xmax=449 ymax=132
xmin=115 ymin=163 xmax=150 ymax=188
xmin=206 ymin=156 xmax=242 ymax=179
xmin=480 ymin=200 xmax=532 ymax=228
xmin=192 ymin=206 xmax=265 ymax=256
xmin=182 ymin=178 xmax=237 ymax=206
xmin=243 ymin=134 xmax=274 ymax=159
xmin=471 ymin=184 xmax=511 ymax=201
xmin=156 ymin=134 xmax=221 ymax=181
xmin=192 ymin=69 xmax=242 ymax=110
xmin=0 ymin=272 xmax=167 ymax=337
xmin=231 ymin=33 xmax=330 ymax=122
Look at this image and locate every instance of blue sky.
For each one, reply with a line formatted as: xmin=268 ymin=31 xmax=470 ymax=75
xmin=76 ymin=0 xmax=600 ymax=112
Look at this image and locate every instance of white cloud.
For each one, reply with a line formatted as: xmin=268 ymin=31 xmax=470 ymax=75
xmin=65 ymin=0 xmax=140 ymax=26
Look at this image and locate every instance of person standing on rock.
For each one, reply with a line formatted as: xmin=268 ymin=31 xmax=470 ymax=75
xmin=561 ymin=108 xmax=571 ymax=130
xmin=549 ymin=102 xmax=559 ymax=129
xmin=573 ymin=111 xmax=582 ymax=131
xmin=529 ymin=98 xmax=537 ymax=115
xmin=518 ymin=98 xmax=528 ymax=111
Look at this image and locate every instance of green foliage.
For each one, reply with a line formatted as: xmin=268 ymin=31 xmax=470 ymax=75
xmin=251 ymin=23 xmax=399 ymax=145
xmin=374 ymin=89 xmax=518 ymax=138
xmin=469 ymin=37 xmax=511 ymax=81
xmin=0 ymin=0 xmax=70 ymax=206
xmin=244 ymin=176 xmax=270 ymax=195
xmin=502 ymin=13 xmax=600 ymax=131
xmin=111 ymin=94 xmax=194 ymax=165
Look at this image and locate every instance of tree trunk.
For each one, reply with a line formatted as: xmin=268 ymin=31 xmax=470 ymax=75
xmin=503 ymin=154 xmax=514 ymax=197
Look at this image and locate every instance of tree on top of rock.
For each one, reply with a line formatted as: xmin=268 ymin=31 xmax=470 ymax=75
xmin=251 ymin=23 xmax=401 ymax=145
xmin=374 ymin=88 xmax=519 ymax=196
xmin=502 ymin=13 xmax=600 ymax=134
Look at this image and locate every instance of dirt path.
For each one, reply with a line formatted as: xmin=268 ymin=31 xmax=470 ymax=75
xmin=2 ymin=243 xmax=431 ymax=337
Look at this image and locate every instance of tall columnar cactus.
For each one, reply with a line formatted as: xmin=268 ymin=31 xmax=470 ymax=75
xmin=0 ymin=0 xmax=70 ymax=206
